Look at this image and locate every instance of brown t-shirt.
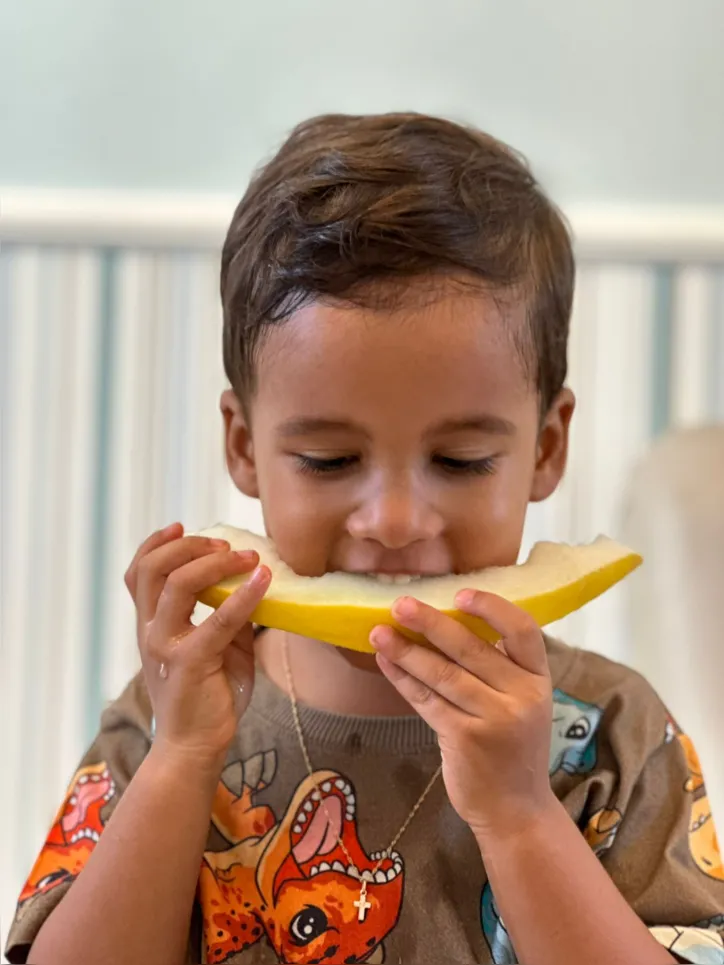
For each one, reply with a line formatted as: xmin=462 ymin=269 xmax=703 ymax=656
xmin=6 ymin=637 xmax=724 ymax=964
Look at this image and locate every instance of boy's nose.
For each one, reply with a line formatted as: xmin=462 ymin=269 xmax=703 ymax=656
xmin=346 ymin=483 xmax=444 ymax=550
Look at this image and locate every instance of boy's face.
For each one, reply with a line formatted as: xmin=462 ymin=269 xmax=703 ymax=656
xmin=222 ymin=281 xmax=574 ymax=580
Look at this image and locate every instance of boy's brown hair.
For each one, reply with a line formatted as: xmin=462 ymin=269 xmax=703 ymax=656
xmin=221 ymin=112 xmax=574 ymax=413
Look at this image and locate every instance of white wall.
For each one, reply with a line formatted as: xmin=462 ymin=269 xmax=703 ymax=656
xmin=2 ymin=0 xmax=724 ymax=202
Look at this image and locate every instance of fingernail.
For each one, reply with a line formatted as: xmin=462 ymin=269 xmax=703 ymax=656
xmin=248 ymin=565 xmax=270 ymax=589
xmin=392 ymin=597 xmax=416 ymax=619
xmin=455 ymin=589 xmax=475 ymax=608
xmin=369 ymin=626 xmax=390 ymax=648
xmin=162 ymin=521 xmax=181 ymax=535
xmin=210 ymin=538 xmax=230 ymax=547
xmin=235 ymin=549 xmax=257 ymax=561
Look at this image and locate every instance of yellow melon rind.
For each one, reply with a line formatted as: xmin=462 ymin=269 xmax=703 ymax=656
xmin=197 ymin=549 xmax=641 ymax=653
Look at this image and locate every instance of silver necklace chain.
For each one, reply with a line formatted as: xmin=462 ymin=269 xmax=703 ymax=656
xmin=281 ymin=633 xmax=442 ymax=919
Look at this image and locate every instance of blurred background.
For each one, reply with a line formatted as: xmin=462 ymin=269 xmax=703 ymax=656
xmin=2 ymin=0 xmax=724 ymax=952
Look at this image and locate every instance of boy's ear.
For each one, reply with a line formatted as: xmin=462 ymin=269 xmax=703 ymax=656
xmin=530 ymin=387 xmax=576 ymax=503
xmin=220 ymin=389 xmax=259 ymax=498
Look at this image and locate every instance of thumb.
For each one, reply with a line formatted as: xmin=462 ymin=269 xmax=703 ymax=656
xmin=224 ymin=623 xmax=257 ymax=719
xmin=229 ymin=621 xmax=259 ymax=659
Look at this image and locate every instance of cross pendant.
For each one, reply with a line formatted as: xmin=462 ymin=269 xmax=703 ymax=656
xmin=354 ymin=881 xmax=372 ymax=922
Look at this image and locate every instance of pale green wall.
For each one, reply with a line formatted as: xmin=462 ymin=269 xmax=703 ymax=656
xmin=2 ymin=0 xmax=723 ymax=202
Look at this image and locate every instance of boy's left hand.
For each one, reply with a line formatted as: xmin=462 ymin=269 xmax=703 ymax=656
xmin=370 ymin=591 xmax=556 ymax=847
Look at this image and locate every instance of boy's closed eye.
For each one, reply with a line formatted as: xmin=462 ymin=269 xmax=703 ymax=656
xmin=292 ymin=453 xmax=499 ymax=478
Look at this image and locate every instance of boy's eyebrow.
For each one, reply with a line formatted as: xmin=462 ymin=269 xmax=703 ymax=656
xmin=277 ymin=418 xmax=371 ymax=438
xmin=427 ymin=415 xmax=517 ymax=437
xmin=277 ymin=415 xmax=516 ymax=438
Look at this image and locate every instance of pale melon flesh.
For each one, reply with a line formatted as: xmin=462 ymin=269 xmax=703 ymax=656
xmin=195 ymin=525 xmax=642 ymax=653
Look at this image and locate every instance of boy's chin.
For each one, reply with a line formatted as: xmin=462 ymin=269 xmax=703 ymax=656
xmin=336 ymin=647 xmax=383 ymax=674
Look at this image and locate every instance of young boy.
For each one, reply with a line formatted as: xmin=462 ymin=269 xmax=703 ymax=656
xmin=7 ymin=113 xmax=724 ymax=965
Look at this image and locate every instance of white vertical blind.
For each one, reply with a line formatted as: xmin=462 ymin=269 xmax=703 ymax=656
xmin=670 ymin=267 xmax=719 ymax=426
xmin=1 ymin=242 xmax=723 ymax=950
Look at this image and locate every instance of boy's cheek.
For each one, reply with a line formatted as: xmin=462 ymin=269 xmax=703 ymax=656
xmin=261 ymin=493 xmax=338 ymax=578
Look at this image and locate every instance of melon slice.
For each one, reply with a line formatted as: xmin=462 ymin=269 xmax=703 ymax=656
xmin=196 ymin=525 xmax=642 ymax=654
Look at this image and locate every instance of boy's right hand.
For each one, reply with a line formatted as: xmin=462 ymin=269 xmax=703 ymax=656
xmin=125 ymin=522 xmax=271 ymax=776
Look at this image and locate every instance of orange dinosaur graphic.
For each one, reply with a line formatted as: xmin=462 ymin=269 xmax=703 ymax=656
xmin=200 ymin=752 xmax=404 ymax=964
xmin=689 ymin=796 xmax=724 ymax=882
xmin=19 ymin=762 xmax=115 ymax=903
xmin=583 ymin=807 xmax=623 ymax=856
xmin=678 ymin=733 xmax=705 ymax=794
xmin=675 ymin=733 xmax=724 ymax=882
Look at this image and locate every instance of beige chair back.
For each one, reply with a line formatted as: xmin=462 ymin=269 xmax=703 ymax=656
xmin=622 ymin=425 xmax=724 ymax=829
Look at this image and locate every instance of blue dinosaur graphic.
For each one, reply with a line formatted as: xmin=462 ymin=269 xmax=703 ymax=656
xmin=481 ymin=883 xmax=516 ymax=964
xmin=549 ymin=688 xmax=603 ymax=776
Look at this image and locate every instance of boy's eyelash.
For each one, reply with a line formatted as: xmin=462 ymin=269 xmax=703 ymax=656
xmin=433 ymin=455 xmax=496 ymax=476
xmin=295 ymin=454 xmax=359 ymax=475
xmin=294 ymin=454 xmax=496 ymax=477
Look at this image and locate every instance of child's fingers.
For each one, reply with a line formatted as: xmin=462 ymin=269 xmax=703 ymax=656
xmin=124 ymin=522 xmax=184 ymax=599
xmin=454 ymin=590 xmax=549 ymax=677
xmin=134 ymin=536 xmax=233 ymax=625
xmin=370 ymin=624 xmax=493 ymax=714
xmin=375 ymin=650 xmax=469 ymax=735
xmin=389 ymin=597 xmax=527 ymax=693
xmin=187 ymin=566 xmax=271 ymax=660
xmin=150 ymin=549 xmax=260 ymax=644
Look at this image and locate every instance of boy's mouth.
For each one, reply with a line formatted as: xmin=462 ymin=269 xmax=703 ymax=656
xmin=342 ymin=570 xmax=450 ymax=584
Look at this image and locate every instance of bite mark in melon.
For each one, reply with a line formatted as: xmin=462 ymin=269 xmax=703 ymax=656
xmin=196 ymin=525 xmax=642 ymax=653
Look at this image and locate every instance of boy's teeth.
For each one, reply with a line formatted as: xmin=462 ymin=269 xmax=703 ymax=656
xmin=375 ymin=573 xmax=420 ymax=585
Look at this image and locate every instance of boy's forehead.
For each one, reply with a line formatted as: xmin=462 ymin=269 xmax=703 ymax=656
xmin=253 ymin=288 xmax=534 ymax=423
